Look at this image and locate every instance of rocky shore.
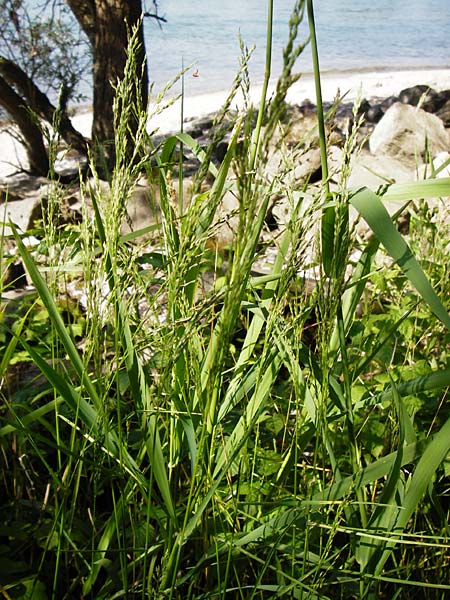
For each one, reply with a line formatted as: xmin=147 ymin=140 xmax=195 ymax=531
xmin=1 ymin=75 xmax=450 ymax=300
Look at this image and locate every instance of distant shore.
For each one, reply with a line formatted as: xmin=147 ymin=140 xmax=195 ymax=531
xmin=145 ymin=66 xmax=450 ymax=133
xmin=68 ymin=67 xmax=450 ymax=138
xmin=2 ymin=67 xmax=450 ymax=178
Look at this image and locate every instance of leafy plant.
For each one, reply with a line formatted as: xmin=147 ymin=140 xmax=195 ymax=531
xmin=1 ymin=1 xmax=449 ymax=599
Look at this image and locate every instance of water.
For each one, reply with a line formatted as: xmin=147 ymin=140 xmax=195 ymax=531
xmin=144 ymin=0 xmax=450 ymax=97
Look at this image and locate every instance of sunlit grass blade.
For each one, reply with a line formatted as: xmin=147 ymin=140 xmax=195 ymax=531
xmin=382 ymin=176 xmax=450 ymax=202
xmin=350 ymin=186 xmax=450 ymax=330
xmin=360 ymin=368 xmax=450 ymax=408
xmin=11 ymin=221 xmax=102 ymax=406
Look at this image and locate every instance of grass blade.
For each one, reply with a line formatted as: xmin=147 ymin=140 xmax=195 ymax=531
xmin=350 ymin=187 xmax=450 ymax=330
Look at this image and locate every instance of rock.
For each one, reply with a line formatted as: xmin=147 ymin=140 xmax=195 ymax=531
xmin=430 ymin=89 xmax=450 ymax=114
xmin=357 ymin=99 xmax=372 ymax=118
xmin=399 ymin=84 xmax=439 ymax=110
xmin=437 ymin=98 xmax=450 ymax=127
xmin=213 ymin=139 xmax=229 ymax=163
xmin=270 ymin=146 xmax=342 ymax=228
xmin=121 ymin=180 xmax=163 ymax=238
xmin=291 ymin=148 xmax=322 ymax=184
xmin=0 ymin=188 xmax=21 ymax=202
xmin=416 ymin=151 xmax=450 ymax=180
xmin=365 ymin=103 xmax=384 ymax=124
xmin=3 ymin=259 xmax=27 ymax=289
xmin=369 ymin=103 xmax=450 ymax=161
xmin=185 ymin=116 xmax=214 ymax=138
xmin=284 ymin=112 xmax=318 ymax=147
xmin=380 ymin=95 xmax=399 ymax=112
xmin=1 ymin=195 xmax=42 ymax=233
xmin=211 ymin=189 xmax=239 ymax=248
xmin=347 ymin=149 xmax=415 ymax=189
xmin=298 ymin=99 xmax=316 ymax=113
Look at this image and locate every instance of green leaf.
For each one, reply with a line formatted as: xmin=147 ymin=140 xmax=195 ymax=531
xmin=382 ymin=177 xmax=450 ymax=203
xmin=350 ymin=187 xmax=450 ymax=330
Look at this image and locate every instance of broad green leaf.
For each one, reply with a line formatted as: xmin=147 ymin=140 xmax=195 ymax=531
xmin=350 ymin=187 xmax=450 ymax=330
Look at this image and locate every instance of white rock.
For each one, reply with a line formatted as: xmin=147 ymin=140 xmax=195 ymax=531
xmin=369 ymin=102 xmax=450 ymax=160
xmin=416 ymin=151 xmax=450 ymax=180
xmin=348 ymin=150 xmax=414 ymax=189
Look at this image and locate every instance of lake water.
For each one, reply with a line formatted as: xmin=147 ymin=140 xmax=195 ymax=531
xmin=144 ymin=0 xmax=450 ymax=97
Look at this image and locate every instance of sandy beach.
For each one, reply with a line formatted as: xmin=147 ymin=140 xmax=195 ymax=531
xmin=1 ymin=67 xmax=450 ymax=178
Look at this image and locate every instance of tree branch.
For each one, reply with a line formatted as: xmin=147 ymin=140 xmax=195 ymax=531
xmin=65 ymin=0 xmax=96 ymax=45
xmin=0 ymin=75 xmax=49 ymax=175
xmin=0 ymin=56 xmax=89 ymax=156
xmin=143 ymin=12 xmax=167 ymax=23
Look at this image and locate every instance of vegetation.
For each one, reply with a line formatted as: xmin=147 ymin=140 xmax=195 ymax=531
xmin=0 ymin=0 xmax=152 ymax=173
xmin=1 ymin=1 xmax=450 ymax=598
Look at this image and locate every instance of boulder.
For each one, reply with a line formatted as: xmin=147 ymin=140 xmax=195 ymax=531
xmin=380 ymin=95 xmax=398 ymax=112
xmin=120 ymin=181 xmax=161 ymax=238
xmin=437 ymin=98 xmax=450 ymax=127
xmin=348 ymin=149 xmax=414 ymax=190
xmin=416 ymin=151 xmax=450 ymax=180
xmin=432 ymin=89 xmax=450 ymax=113
xmin=369 ymin=103 xmax=450 ymax=161
xmin=185 ymin=115 xmax=214 ymax=139
xmin=365 ymin=103 xmax=384 ymax=124
xmin=1 ymin=195 xmax=43 ymax=233
xmin=399 ymin=85 xmax=439 ymax=111
xmin=283 ymin=111 xmax=343 ymax=149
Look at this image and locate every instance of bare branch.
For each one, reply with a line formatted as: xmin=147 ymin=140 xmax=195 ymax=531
xmin=143 ymin=12 xmax=167 ymax=23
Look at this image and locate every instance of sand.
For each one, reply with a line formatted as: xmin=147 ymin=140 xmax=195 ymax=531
xmin=1 ymin=67 xmax=450 ymax=178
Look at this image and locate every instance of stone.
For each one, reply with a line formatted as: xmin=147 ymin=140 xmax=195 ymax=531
xmin=291 ymin=148 xmax=322 ymax=184
xmin=210 ymin=189 xmax=239 ymax=248
xmin=369 ymin=103 xmax=450 ymax=161
xmin=298 ymin=99 xmax=316 ymax=113
xmin=121 ymin=181 xmax=161 ymax=238
xmin=380 ymin=95 xmax=399 ymax=113
xmin=399 ymin=84 xmax=439 ymax=110
xmin=365 ymin=103 xmax=384 ymax=124
xmin=437 ymin=98 xmax=450 ymax=127
xmin=1 ymin=195 xmax=42 ymax=233
xmin=416 ymin=151 xmax=450 ymax=180
xmin=284 ymin=112 xmax=319 ymax=147
xmin=3 ymin=259 xmax=27 ymax=289
xmin=347 ymin=149 xmax=415 ymax=189
xmin=185 ymin=116 xmax=214 ymax=138
xmin=430 ymin=89 xmax=450 ymax=113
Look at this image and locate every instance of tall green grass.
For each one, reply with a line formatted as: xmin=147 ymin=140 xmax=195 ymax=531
xmin=1 ymin=1 xmax=450 ymax=598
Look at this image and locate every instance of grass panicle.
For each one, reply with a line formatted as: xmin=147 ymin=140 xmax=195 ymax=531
xmin=1 ymin=3 xmax=449 ymax=599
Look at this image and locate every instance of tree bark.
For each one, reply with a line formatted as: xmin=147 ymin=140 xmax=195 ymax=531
xmin=0 ymin=57 xmax=89 ymax=156
xmin=0 ymin=75 xmax=49 ymax=175
xmin=66 ymin=0 xmax=148 ymax=168
xmin=65 ymin=0 xmax=96 ymax=46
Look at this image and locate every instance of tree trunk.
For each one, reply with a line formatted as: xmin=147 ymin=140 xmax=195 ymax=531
xmin=65 ymin=0 xmax=96 ymax=46
xmin=0 ymin=75 xmax=49 ymax=176
xmin=0 ymin=57 xmax=89 ymax=157
xmin=67 ymin=0 xmax=148 ymax=168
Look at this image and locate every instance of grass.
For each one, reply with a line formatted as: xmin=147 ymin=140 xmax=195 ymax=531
xmin=1 ymin=1 xmax=450 ymax=598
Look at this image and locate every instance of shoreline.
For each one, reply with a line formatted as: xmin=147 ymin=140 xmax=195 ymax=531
xmin=2 ymin=66 xmax=450 ymax=178
xmin=69 ymin=66 xmax=450 ymax=137
xmin=146 ymin=66 xmax=450 ymax=134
